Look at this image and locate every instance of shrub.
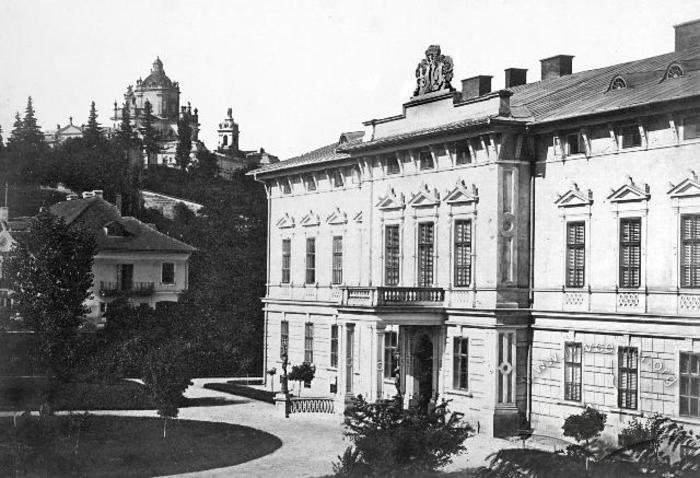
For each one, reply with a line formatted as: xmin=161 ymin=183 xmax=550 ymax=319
xmin=333 ymin=395 xmax=472 ymax=477
xmin=287 ymin=362 xmax=315 ymax=395
xmin=563 ymin=406 xmax=607 ymax=446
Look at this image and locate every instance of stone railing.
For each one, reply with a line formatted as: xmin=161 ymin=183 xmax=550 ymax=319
xmin=341 ymin=286 xmax=445 ymax=307
xmin=288 ymin=396 xmax=335 ymax=414
xmin=99 ymin=281 xmax=155 ymax=297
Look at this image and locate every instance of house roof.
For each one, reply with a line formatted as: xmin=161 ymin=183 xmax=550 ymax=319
xmin=250 ymin=46 xmax=700 ymax=177
xmin=49 ymin=197 xmax=195 ymax=254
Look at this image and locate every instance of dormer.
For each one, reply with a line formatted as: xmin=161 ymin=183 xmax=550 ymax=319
xmin=104 ymin=221 xmax=128 ymax=237
xmin=608 ymin=75 xmax=628 ymax=91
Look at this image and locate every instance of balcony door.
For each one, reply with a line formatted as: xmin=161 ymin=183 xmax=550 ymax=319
xmin=415 ymin=334 xmax=433 ymax=412
xmin=118 ymin=264 xmax=133 ymax=291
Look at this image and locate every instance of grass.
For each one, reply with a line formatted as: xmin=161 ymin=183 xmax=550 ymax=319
xmin=0 ymin=378 xmax=242 ymax=411
xmin=0 ymin=415 xmax=283 ymax=477
xmin=204 ymin=381 xmax=275 ymax=403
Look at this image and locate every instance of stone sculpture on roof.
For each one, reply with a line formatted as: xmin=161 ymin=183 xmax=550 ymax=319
xmin=414 ymin=44 xmax=454 ymax=96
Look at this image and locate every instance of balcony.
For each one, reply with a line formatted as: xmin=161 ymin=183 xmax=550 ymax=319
xmin=340 ymin=286 xmax=445 ymax=308
xmin=99 ymin=281 xmax=155 ymax=297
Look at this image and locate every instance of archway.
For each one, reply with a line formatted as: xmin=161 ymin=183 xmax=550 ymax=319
xmin=415 ymin=334 xmax=433 ymax=412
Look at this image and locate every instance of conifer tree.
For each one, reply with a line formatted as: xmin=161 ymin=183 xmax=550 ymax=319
xmin=117 ymin=103 xmax=134 ymax=143
xmin=0 ymin=124 xmax=4 ymax=153
xmin=8 ymin=111 xmax=23 ymax=144
xmin=140 ymin=100 xmax=160 ymax=161
xmin=20 ymin=96 xmax=44 ymax=144
xmin=175 ymin=113 xmax=192 ymax=171
xmin=83 ymin=100 xmax=103 ymax=145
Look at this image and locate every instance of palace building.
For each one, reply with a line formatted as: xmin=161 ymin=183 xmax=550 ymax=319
xmin=250 ymin=21 xmax=700 ymax=438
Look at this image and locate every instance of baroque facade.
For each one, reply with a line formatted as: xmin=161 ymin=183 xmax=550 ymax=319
xmin=250 ymin=23 xmax=700 ymax=438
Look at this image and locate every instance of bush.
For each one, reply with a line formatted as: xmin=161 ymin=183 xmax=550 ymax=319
xmin=333 ymin=395 xmax=472 ymax=477
xmin=287 ymin=362 xmax=315 ymax=395
xmin=563 ymin=406 xmax=607 ymax=446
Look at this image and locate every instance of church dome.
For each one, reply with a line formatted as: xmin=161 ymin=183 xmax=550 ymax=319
xmin=139 ymin=57 xmax=175 ymax=89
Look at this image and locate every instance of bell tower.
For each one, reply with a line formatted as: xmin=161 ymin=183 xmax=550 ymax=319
xmin=217 ymin=108 xmax=239 ymax=151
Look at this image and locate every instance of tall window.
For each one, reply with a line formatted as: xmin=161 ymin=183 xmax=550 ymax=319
xmin=332 ymin=236 xmax=343 ymax=285
xmin=305 ymin=237 xmax=316 ymax=284
xmin=385 ymin=225 xmax=400 ymax=285
xmin=330 ymin=325 xmax=338 ymax=368
xmin=161 ymin=262 xmax=175 ymax=284
xmin=564 ymin=342 xmax=582 ymax=401
xmin=384 ymin=331 xmax=398 ymax=378
xmin=280 ymin=320 xmax=289 ymax=358
xmin=681 ymin=215 xmax=700 ymax=288
xmin=566 ymin=222 xmax=585 ymax=288
xmin=453 ymin=337 xmax=469 ymax=390
xmin=419 ymin=151 xmax=434 ymax=170
xmin=619 ymin=218 xmax=641 ymax=288
xmin=680 ymin=352 xmax=700 ymax=418
xmin=417 ymin=222 xmax=434 ymax=287
xmin=117 ymin=264 xmax=134 ymax=291
xmin=454 ymin=220 xmax=472 ymax=287
xmin=455 ymin=142 xmax=470 ymax=165
xmin=304 ymin=322 xmax=314 ymax=363
xmin=281 ymin=239 xmax=291 ymax=284
xmin=618 ymin=346 xmax=638 ymax=410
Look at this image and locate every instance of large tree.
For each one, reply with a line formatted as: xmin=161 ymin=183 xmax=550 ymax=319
xmin=83 ymin=101 xmax=103 ymax=145
xmin=19 ymin=96 xmax=44 ymax=144
xmin=140 ymin=100 xmax=160 ymax=163
xmin=175 ymin=114 xmax=192 ymax=171
xmin=6 ymin=209 xmax=96 ymax=402
xmin=117 ymin=103 xmax=134 ymax=144
xmin=5 ymin=98 xmax=48 ymax=184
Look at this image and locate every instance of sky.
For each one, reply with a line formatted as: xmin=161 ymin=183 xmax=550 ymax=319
xmin=1 ymin=0 xmax=700 ymax=159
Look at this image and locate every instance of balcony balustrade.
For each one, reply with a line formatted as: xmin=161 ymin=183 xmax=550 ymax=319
xmin=99 ymin=281 xmax=155 ymax=297
xmin=341 ymin=286 xmax=445 ymax=307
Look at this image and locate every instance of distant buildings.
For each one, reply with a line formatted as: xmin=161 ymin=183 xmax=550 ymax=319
xmin=43 ymin=117 xmax=84 ymax=146
xmin=111 ymin=57 xmax=202 ymax=168
xmin=251 ymin=21 xmax=700 ymax=439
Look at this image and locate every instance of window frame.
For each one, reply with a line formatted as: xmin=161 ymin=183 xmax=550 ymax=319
xmin=305 ymin=237 xmax=316 ymax=285
xmin=453 ymin=219 xmax=472 ymax=287
xmin=384 ymin=330 xmax=399 ymax=379
xmin=618 ymin=346 xmax=638 ymax=410
xmin=619 ymin=124 xmax=642 ymax=149
xmin=419 ymin=151 xmax=434 ymax=170
xmin=303 ymin=174 xmax=317 ymax=192
xmin=453 ymin=336 xmax=469 ymax=391
xmin=384 ymin=224 xmax=400 ymax=286
xmin=332 ymin=236 xmax=343 ymax=285
xmin=161 ymin=262 xmax=175 ymax=284
xmin=564 ymin=342 xmax=583 ymax=402
xmin=281 ymin=239 xmax=291 ymax=284
xmin=330 ymin=324 xmax=338 ymax=368
xmin=332 ymin=169 xmax=344 ymax=188
xmin=680 ymin=351 xmax=700 ymax=418
xmin=619 ymin=217 xmax=642 ymax=289
xmin=566 ymin=221 xmax=586 ymax=288
xmin=304 ymin=322 xmax=314 ymax=364
xmin=565 ymin=132 xmax=584 ymax=156
xmin=385 ymin=154 xmax=401 ymax=175
xmin=681 ymin=214 xmax=700 ymax=289
xmin=280 ymin=178 xmax=292 ymax=195
xmin=280 ymin=320 xmax=289 ymax=358
xmin=455 ymin=142 xmax=471 ymax=165
xmin=683 ymin=115 xmax=700 ymax=141
xmin=417 ymin=222 xmax=434 ymax=287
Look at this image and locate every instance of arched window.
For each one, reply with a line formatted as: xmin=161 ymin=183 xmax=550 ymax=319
xmin=222 ymin=135 xmax=228 ymax=146
xmin=666 ymin=63 xmax=684 ymax=79
xmin=611 ymin=76 xmax=627 ymax=90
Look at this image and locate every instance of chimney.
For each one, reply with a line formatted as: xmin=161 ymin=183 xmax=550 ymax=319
xmin=460 ymin=75 xmax=493 ymax=100
xmin=505 ymin=68 xmax=528 ymax=88
xmin=675 ymin=19 xmax=700 ymax=51
xmin=0 ymin=207 xmax=8 ymax=222
xmin=115 ymin=194 xmax=122 ymax=215
xmin=540 ymin=55 xmax=574 ymax=80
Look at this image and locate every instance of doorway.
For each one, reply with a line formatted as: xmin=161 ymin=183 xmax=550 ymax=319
xmin=415 ymin=334 xmax=433 ymax=412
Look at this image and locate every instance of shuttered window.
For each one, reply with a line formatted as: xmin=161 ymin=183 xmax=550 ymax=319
xmin=618 ymin=347 xmax=638 ymax=410
xmin=566 ymin=222 xmax=585 ymax=288
xmin=680 ymin=352 xmax=700 ymax=418
xmin=330 ymin=325 xmax=338 ymax=368
xmin=564 ymin=342 xmax=582 ymax=401
xmin=681 ymin=215 xmax=700 ymax=288
xmin=417 ymin=223 xmax=434 ymax=287
xmin=304 ymin=322 xmax=314 ymax=363
xmin=281 ymin=239 xmax=291 ymax=284
xmin=332 ymin=236 xmax=343 ymax=285
xmin=453 ymin=337 xmax=469 ymax=390
xmin=619 ymin=218 xmax=641 ymax=288
xmin=454 ymin=220 xmax=472 ymax=287
xmin=385 ymin=225 xmax=400 ymax=285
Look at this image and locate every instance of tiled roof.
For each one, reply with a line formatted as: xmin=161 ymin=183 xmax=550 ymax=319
xmin=250 ymin=132 xmax=364 ymax=175
xmin=251 ymin=46 xmax=700 ymax=176
xmin=50 ymin=197 xmax=195 ymax=253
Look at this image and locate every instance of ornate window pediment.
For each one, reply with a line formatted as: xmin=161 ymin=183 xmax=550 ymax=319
xmin=607 ymin=177 xmax=650 ymax=203
xmin=408 ymin=184 xmax=440 ymax=208
xmin=353 ymin=211 xmax=363 ymax=223
xmin=444 ymin=180 xmax=479 ymax=205
xmin=300 ymin=210 xmax=320 ymax=227
xmin=668 ymin=173 xmax=700 ymax=198
xmin=555 ymin=184 xmax=593 ymax=208
xmin=276 ymin=213 xmax=295 ymax=229
xmin=376 ymin=188 xmax=405 ymax=211
xmin=326 ymin=207 xmax=347 ymax=225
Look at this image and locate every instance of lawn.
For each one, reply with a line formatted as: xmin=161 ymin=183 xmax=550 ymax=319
xmin=0 ymin=415 xmax=283 ymax=477
xmin=0 ymin=378 xmax=241 ymax=411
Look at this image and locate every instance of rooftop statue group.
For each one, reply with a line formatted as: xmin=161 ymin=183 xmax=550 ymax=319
xmin=414 ymin=44 xmax=454 ymax=96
